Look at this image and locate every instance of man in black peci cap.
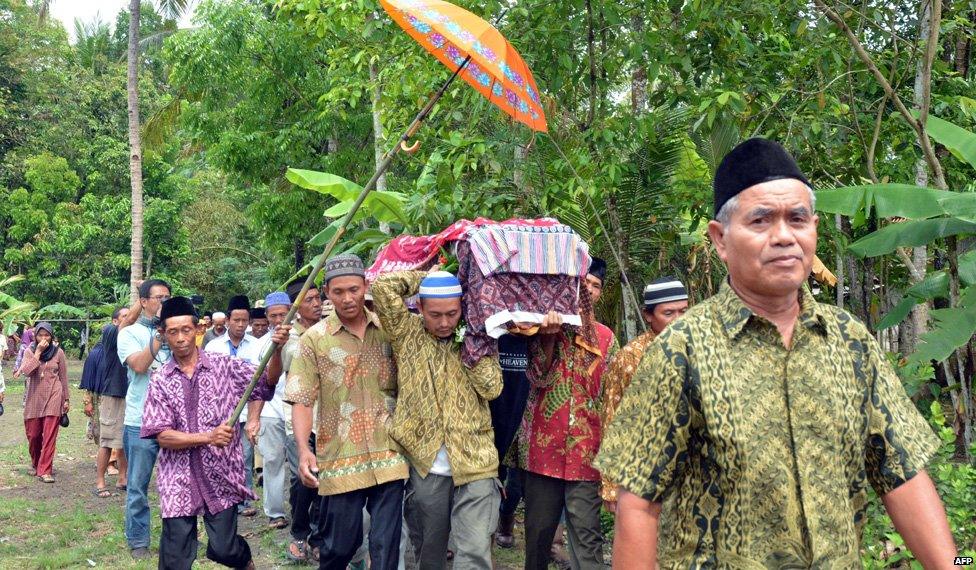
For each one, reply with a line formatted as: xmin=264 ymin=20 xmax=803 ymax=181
xmin=596 ymin=138 xmax=957 ymax=567
xmin=141 ymin=296 xmax=287 ymax=569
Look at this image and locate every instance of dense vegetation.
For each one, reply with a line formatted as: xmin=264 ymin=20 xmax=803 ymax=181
xmin=1 ymin=0 xmax=974 ymax=560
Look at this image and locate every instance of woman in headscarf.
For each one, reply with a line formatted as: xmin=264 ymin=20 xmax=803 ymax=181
xmin=16 ymin=322 xmax=69 ymax=483
xmin=13 ymin=326 xmax=34 ymax=375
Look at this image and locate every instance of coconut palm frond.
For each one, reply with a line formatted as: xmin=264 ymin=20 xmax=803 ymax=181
xmin=690 ymin=119 xmax=739 ymax=174
xmin=143 ymin=89 xmax=186 ymax=152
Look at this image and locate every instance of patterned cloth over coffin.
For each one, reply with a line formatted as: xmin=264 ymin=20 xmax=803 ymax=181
xmin=364 ymin=217 xmax=561 ymax=281
xmin=457 ymin=241 xmax=583 ymax=367
xmin=466 ymin=223 xmax=590 ymax=278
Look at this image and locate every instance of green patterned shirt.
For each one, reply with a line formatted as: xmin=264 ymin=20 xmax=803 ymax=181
xmin=372 ymin=271 xmax=503 ymax=486
xmin=594 ymin=281 xmax=939 ymax=568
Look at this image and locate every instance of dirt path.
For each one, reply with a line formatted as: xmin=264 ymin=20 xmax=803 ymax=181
xmin=0 ymin=360 xmax=526 ymax=569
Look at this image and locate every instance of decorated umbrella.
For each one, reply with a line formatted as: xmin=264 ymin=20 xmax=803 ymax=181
xmin=227 ymin=0 xmax=548 ymax=423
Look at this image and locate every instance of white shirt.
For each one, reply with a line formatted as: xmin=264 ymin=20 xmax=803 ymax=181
xmin=239 ymin=333 xmax=287 ymax=421
xmin=204 ymin=333 xmax=258 ymax=422
xmin=429 ymin=445 xmax=452 ymax=476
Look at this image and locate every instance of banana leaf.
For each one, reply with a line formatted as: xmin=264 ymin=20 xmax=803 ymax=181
xmin=847 ymin=218 xmax=976 ymax=257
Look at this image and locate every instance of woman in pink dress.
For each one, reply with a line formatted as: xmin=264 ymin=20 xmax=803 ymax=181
xmin=17 ymin=322 xmax=69 ymax=483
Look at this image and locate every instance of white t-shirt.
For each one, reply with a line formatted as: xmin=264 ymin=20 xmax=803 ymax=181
xmin=205 ymin=333 xmax=258 ymax=422
xmin=239 ymin=333 xmax=287 ymax=421
xmin=429 ymin=445 xmax=452 ymax=476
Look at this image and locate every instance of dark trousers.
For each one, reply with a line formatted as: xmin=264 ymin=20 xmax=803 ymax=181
xmin=290 ymin=433 xmax=324 ymax=546
xmin=523 ymin=471 xmax=603 ymax=570
xmin=499 ymin=466 xmax=525 ymax=518
xmin=159 ymin=505 xmax=251 ymax=570
xmin=317 ymin=479 xmax=404 ymax=570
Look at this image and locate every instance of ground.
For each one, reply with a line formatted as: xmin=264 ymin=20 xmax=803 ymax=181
xmin=0 ymin=360 xmax=529 ymax=569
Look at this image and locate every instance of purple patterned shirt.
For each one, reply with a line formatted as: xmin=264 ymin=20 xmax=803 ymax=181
xmin=140 ymin=349 xmax=273 ymax=518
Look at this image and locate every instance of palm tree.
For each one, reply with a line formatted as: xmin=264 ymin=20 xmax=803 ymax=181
xmin=126 ymin=0 xmax=190 ymax=299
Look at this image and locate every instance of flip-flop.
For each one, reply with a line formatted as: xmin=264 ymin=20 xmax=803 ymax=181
xmin=286 ymin=540 xmax=307 ymax=562
xmin=116 ymin=484 xmax=128 ymax=491
xmin=93 ymin=488 xmax=112 ymax=498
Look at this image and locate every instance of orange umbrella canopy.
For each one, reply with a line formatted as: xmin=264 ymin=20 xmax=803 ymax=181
xmin=381 ymin=0 xmax=548 ymax=132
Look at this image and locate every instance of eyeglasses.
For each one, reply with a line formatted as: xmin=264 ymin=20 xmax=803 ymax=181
xmin=150 ymin=295 xmax=171 ymax=302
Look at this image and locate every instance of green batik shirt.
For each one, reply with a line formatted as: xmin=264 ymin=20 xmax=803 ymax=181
xmin=372 ymin=271 xmax=503 ymax=486
xmin=594 ymin=281 xmax=939 ymax=568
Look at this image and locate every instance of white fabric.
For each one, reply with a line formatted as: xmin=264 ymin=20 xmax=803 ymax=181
xmin=239 ymin=333 xmax=287 ymax=421
xmin=482 ymin=310 xmax=582 ymax=339
xmin=205 ymin=332 xmax=258 ymax=421
xmin=429 ymin=445 xmax=452 ymax=476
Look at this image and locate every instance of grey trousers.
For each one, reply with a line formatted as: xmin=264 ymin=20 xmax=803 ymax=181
xmin=523 ymin=471 xmax=604 ymax=570
xmin=404 ymin=467 xmax=500 ymax=570
xmin=256 ymin=417 xmax=289 ymax=519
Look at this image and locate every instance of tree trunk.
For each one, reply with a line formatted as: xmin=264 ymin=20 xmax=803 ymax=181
xmin=294 ymin=238 xmax=305 ymax=273
xmin=126 ymin=0 xmax=144 ymax=302
xmin=834 ymin=214 xmax=845 ymax=307
xmin=369 ymin=60 xmax=390 ymax=235
xmin=631 ymin=12 xmax=647 ymax=115
xmin=584 ymin=0 xmax=597 ymax=130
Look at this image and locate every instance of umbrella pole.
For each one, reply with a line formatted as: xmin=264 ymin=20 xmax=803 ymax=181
xmin=226 ymin=57 xmax=473 ymax=425
xmin=547 ymin=137 xmax=647 ymax=333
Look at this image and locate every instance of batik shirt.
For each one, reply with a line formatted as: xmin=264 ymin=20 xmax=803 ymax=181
xmin=372 ymin=271 xmax=503 ymax=486
xmin=513 ymin=323 xmax=617 ymax=482
xmin=599 ymin=329 xmax=656 ymax=502
xmin=140 ymin=349 xmax=274 ymax=518
xmin=594 ymin=282 xmax=940 ymax=567
xmin=285 ymin=310 xmax=408 ymax=496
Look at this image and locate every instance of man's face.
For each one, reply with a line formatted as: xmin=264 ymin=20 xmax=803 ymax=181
xmin=141 ymin=285 xmax=171 ymax=318
xmin=162 ymin=316 xmax=197 ymax=360
xmin=326 ymin=276 xmax=366 ymax=322
xmin=227 ymin=309 xmax=249 ymax=341
xmin=251 ymin=318 xmax=269 ymax=339
xmin=113 ymin=308 xmax=130 ymax=326
xmin=708 ymin=179 xmax=818 ymax=299
xmin=298 ymin=288 xmax=322 ymax=324
xmin=212 ymin=316 xmax=226 ymax=333
xmin=584 ymin=274 xmax=604 ymax=305
xmin=266 ymin=305 xmax=289 ymax=329
xmin=419 ymin=297 xmax=462 ymax=339
xmin=202 ymin=316 xmax=211 ymax=328
xmin=644 ymin=300 xmax=689 ymax=334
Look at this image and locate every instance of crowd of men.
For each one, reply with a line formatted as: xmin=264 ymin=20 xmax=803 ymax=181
xmin=72 ymin=138 xmax=960 ymax=569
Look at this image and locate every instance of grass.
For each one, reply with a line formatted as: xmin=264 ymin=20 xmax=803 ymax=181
xmin=0 ymin=359 xmax=532 ymax=569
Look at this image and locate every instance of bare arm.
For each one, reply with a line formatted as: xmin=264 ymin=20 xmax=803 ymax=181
xmin=292 ymin=403 xmax=319 ymax=488
xmin=612 ymin=490 xmax=660 ymax=570
xmin=882 ymin=470 xmax=957 ymax=569
xmin=125 ymin=334 xmax=163 ymax=375
xmin=117 ymin=299 xmax=142 ymax=331
xmin=157 ymin=424 xmax=233 ymax=450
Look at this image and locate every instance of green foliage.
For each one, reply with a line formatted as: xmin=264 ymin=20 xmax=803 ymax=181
xmin=861 ymin=397 xmax=976 ymax=566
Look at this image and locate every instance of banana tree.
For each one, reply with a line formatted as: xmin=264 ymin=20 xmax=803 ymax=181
xmin=283 ymin=168 xmax=409 ymax=284
xmin=816 ymin=115 xmax=976 ymax=458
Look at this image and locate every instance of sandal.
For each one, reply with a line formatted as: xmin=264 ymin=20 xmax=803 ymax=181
xmin=286 ymin=540 xmax=307 ymax=562
xmin=239 ymin=506 xmax=257 ymax=517
xmin=40 ymin=474 xmax=55 ymax=483
xmin=268 ymin=517 xmax=289 ymax=529
xmin=309 ymin=546 xmax=320 ymax=562
xmin=27 ymin=467 xmax=36 ymax=476
xmin=93 ymin=487 xmax=112 ymax=498
xmin=116 ymin=484 xmax=128 ymax=491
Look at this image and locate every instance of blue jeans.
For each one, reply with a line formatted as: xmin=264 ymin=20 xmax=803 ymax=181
xmin=123 ymin=424 xmax=159 ymax=550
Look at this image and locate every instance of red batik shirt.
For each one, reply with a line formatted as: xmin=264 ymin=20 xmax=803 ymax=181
xmin=513 ymin=322 xmax=617 ymax=481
